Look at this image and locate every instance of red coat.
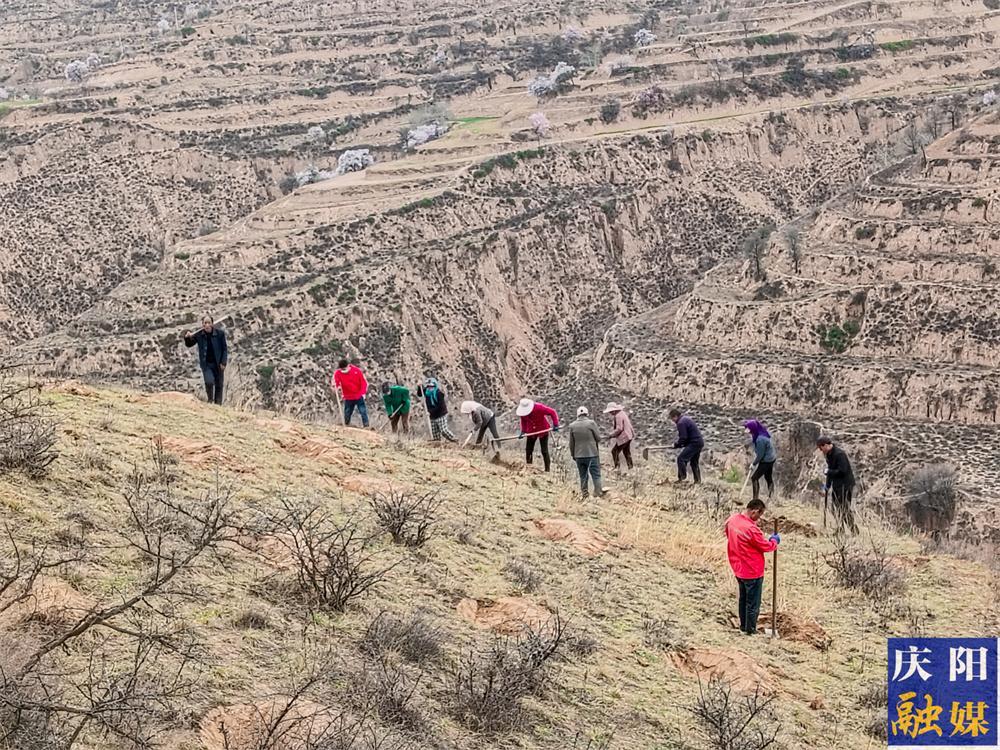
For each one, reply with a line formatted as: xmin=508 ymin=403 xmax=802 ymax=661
xmin=332 ymin=366 xmax=368 ymax=401
xmin=520 ymin=402 xmax=559 ymax=434
xmin=724 ymin=512 xmax=777 ymax=580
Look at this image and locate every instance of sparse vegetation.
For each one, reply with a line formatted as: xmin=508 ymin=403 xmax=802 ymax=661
xmin=906 ymin=464 xmax=958 ymax=536
xmin=368 ymin=489 xmax=442 ymax=547
xmin=0 ymin=366 xmax=57 ymax=479
xmin=824 ymin=534 xmax=905 ymax=599
xmin=691 ymin=678 xmax=780 ymax=750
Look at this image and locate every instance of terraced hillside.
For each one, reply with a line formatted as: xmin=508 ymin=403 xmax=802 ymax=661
xmin=5 ymin=0 xmax=1000 ymax=387
xmin=592 ymin=113 xmax=1000 ymax=532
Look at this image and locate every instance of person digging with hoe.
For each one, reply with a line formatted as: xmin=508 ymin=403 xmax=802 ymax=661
xmin=744 ymin=419 xmax=776 ymax=501
xmin=516 ymin=398 xmax=559 ymax=472
xmin=418 ymin=378 xmax=457 ymax=443
xmin=461 ymin=400 xmax=499 ymax=448
xmin=817 ymin=437 xmax=859 ymax=534
xmin=725 ymin=498 xmax=780 ymax=636
xmin=183 ymin=316 xmax=228 ymax=405
xmin=381 ymin=381 xmax=411 ymax=434
xmin=670 ymin=408 xmax=704 ymax=484
xmin=332 ymin=359 xmax=370 ymax=428
xmin=569 ymin=406 xmax=606 ymax=498
xmin=604 ymin=402 xmax=635 ymax=472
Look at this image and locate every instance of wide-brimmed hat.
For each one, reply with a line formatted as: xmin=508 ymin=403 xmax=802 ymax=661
xmin=460 ymin=401 xmax=477 ymax=414
xmin=603 ymin=402 xmax=623 ymax=414
xmin=515 ymin=398 xmax=535 ymax=417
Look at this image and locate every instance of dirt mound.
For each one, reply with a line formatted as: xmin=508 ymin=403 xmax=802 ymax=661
xmin=766 ymin=515 xmax=818 ymax=537
xmin=200 ymin=699 xmax=335 ymax=750
xmin=273 ymin=432 xmax=352 ymax=466
xmin=533 ymin=518 xmax=610 ymax=556
xmin=337 ymin=473 xmax=412 ymax=495
xmin=728 ymin=613 xmax=831 ymax=650
xmin=456 ymin=597 xmax=552 ymax=635
xmin=154 ymin=435 xmax=250 ymax=473
xmin=0 ymin=575 xmax=94 ymax=632
xmin=671 ymin=647 xmax=777 ymax=694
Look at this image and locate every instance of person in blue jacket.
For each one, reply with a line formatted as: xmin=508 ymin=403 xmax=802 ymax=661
xmin=183 ymin=316 xmax=228 ymax=405
xmin=670 ymin=408 xmax=704 ymax=483
xmin=744 ymin=419 xmax=777 ymax=500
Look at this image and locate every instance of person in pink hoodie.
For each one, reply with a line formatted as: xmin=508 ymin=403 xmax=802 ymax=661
xmin=724 ymin=499 xmax=780 ymax=635
xmin=603 ymin=402 xmax=634 ymax=471
xmin=515 ymin=398 xmax=559 ymax=472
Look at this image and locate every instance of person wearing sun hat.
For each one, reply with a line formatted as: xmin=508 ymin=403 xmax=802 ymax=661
xmin=461 ymin=400 xmax=499 ymax=447
xmin=515 ymin=397 xmax=559 ymax=472
xmin=603 ymin=401 xmax=635 ymax=471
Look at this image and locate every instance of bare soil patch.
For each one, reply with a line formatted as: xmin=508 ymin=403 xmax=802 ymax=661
xmin=765 ymin=515 xmax=819 ymax=537
xmin=155 ymin=434 xmax=250 ymax=473
xmin=136 ymin=391 xmax=203 ymax=408
xmin=456 ymin=596 xmax=552 ymax=635
xmin=47 ymin=380 xmax=99 ymax=397
xmin=200 ymin=699 xmax=335 ymax=750
xmin=0 ymin=575 xmax=94 ymax=632
xmin=671 ymin=647 xmax=777 ymax=694
xmin=728 ymin=612 xmax=832 ymax=650
xmin=533 ymin=518 xmax=610 ymax=556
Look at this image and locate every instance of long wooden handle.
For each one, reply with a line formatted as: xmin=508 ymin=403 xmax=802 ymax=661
xmin=772 ymin=518 xmax=779 ymax=637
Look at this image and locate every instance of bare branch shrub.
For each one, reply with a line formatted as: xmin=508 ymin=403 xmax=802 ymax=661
xmin=0 ymin=367 xmax=58 ymax=479
xmin=264 ymin=498 xmax=399 ymax=611
xmin=641 ymin=614 xmax=686 ymax=652
xmin=368 ymin=490 xmax=442 ymax=547
xmin=352 ymin=654 xmax=424 ymax=731
xmin=905 ymin=464 xmax=958 ymax=536
xmin=502 ymin=558 xmax=542 ymax=593
xmin=690 ymin=677 xmax=780 ymax=750
xmin=359 ymin=611 xmax=443 ymax=665
xmin=823 ymin=533 xmax=905 ymax=599
xmin=450 ymin=614 xmax=565 ymax=733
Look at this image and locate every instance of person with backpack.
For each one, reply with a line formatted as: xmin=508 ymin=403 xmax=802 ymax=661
xmin=724 ymin=498 xmax=781 ymax=635
xmin=381 ymin=382 xmax=411 ymax=434
xmin=461 ymin=401 xmax=499 ymax=448
xmin=817 ymin=437 xmax=859 ymax=534
xmin=332 ymin=359 xmax=369 ymax=428
xmin=417 ymin=378 xmax=456 ymax=442
xmin=744 ymin=419 xmax=776 ymax=500
xmin=182 ymin=316 xmax=228 ymax=405
xmin=569 ymin=406 xmax=605 ymax=498
xmin=604 ymin=402 xmax=635 ymax=471
xmin=515 ymin=398 xmax=559 ymax=472
xmin=669 ymin=408 xmax=704 ymax=483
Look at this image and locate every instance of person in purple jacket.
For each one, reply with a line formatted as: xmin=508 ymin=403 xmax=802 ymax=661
xmin=670 ymin=408 xmax=704 ymax=484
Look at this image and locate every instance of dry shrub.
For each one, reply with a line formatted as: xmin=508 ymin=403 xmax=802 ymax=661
xmin=352 ymin=655 xmax=424 ymax=731
xmin=232 ymin=607 xmax=270 ymax=630
xmin=262 ymin=498 xmax=399 ymax=612
xmin=641 ymin=614 xmax=686 ymax=652
xmin=906 ymin=464 xmax=958 ymax=536
xmin=450 ymin=614 xmax=565 ymax=733
xmin=691 ymin=677 xmax=780 ymax=750
xmin=0 ymin=369 xmax=57 ymax=479
xmin=503 ymin=558 xmax=542 ymax=593
xmin=368 ymin=490 xmax=442 ymax=547
xmin=359 ymin=611 xmax=443 ymax=665
xmin=823 ymin=534 xmax=906 ymax=599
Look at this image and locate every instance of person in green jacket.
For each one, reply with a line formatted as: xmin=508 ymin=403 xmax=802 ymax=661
xmin=381 ymin=382 xmax=411 ymax=434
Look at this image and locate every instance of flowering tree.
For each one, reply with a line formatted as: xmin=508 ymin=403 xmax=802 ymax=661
xmin=983 ymin=90 xmax=997 ymax=107
xmin=432 ymin=46 xmax=447 ymax=67
xmin=529 ymin=112 xmax=551 ymax=138
xmin=634 ymin=28 xmax=656 ymax=47
xmin=528 ymin=62 xmax=577 ymax=100
xmin=156 ymin=18 xmax=171 ymax=34
xmin=405 ymin=121 xmax=448 ymax=149
xmin=335 ymin=148 xmax=375 ymax=175
xmin=562 ymin=26 xmax=584 ymax=43
xmin=306 ymin=125 xmax=326 ymax=142
xmin=64 ymin=60 xmax=90 ymax=83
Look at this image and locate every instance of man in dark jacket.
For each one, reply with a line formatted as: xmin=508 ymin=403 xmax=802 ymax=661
xmin=817 ymin=437 xmax=859 ymax=534
xmin=670 ymin=408 xmax=704 ymax=483
xmin=569 ymin=406 xmax=605 ymax=498
xmin=183 ymin=316 xmax=228 ymax=405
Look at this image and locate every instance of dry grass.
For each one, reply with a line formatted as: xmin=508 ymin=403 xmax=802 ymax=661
xmin=0 ymin=385 xmax=994 ymax=749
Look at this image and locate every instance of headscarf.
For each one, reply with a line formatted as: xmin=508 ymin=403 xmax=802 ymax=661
xmin=423 ymin=377 xmax=441 ymax=406
xmin=743 ymin=419 xmax=770 ymax=441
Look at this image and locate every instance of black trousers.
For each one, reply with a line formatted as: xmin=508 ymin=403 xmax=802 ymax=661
xmin=677 ymin=443 xmax=702 ymax=482
xmin=476 ymin=417 xmax=500 ymax=445
xmin=831 ymin=484 xmax=859 ymax=534
xmin=751 ymin=461 xmax=775 ymax=500
xmin=526 ymin=434 xmax=550 ymax=471
xmin=202 ymin=364 xmax=224 ymax=405
xmin=612 ymin=440 xmax=633 ymax=469
xmin=738 ymin=577 xmax=764 ymax=634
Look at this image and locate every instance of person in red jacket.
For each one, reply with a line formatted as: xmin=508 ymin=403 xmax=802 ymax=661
xmin=724 ymin=498 xmax=781 ymax=635
xmin=331 ymin=358 xmax=369 ymax=428
xmin=515 ymin=398 xmax=559 ymax=472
